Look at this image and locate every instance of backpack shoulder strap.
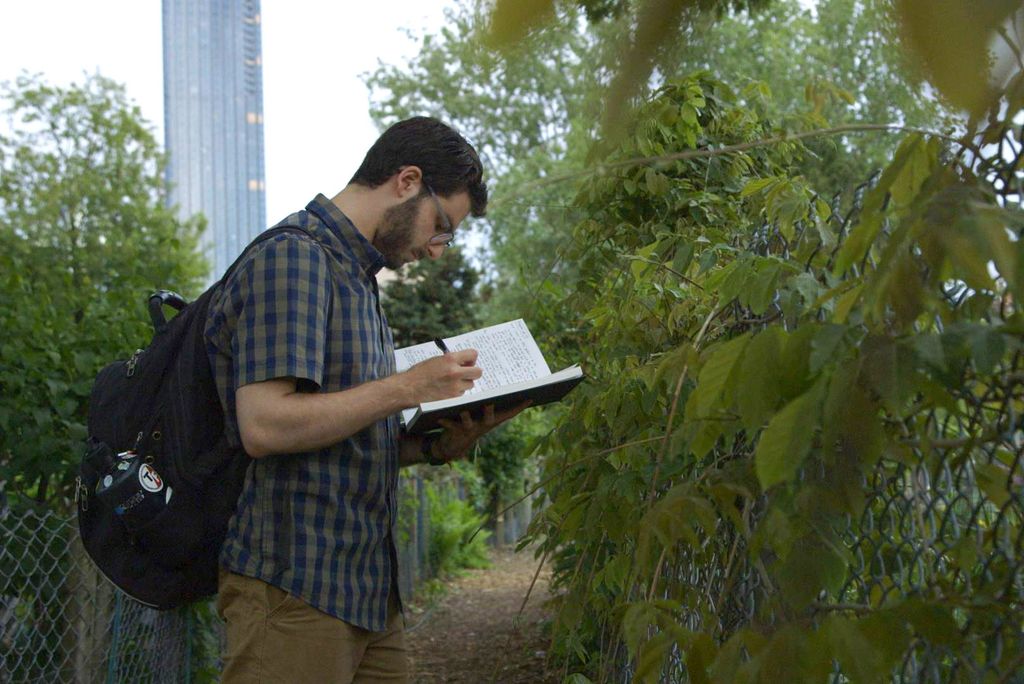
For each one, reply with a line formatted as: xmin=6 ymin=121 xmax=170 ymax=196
xmin=218 ymin=224 xmax=316 ymax=286
xmin=147 ymin=226 xmax=319 ymax=334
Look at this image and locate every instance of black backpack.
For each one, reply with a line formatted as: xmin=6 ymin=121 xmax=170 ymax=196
xmin=77 ymin=225 xmax=309 ymax=609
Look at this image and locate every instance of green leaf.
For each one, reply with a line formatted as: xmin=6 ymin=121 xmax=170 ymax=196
xmin=809 ymin=323 xmax=846 ymax=373
xmin=975 ymin=462 xmax=1011 ymax=507
xmin=778 ymin=323 xmax=817 ymax=400
xmin=45 ymin=378 xmax=69 ymax=397
xmin=636 ymin=631 xmax=674 ymax=683
xmin=484 ymin=0 xmax=556 ymax=48
xmin=754 ymin=379 xmax=826 ymax=489
xmin=834 ymin=135 xmax=925 ymax=275
xmin=889 ymin=135 xmax=935 ymax=208
xmin=833 ymin=282 xmax=864 ymax=323
xmin=746 ymin=261 xmax=781 ymax=315
xmin=788 ymin=272 xmax=824 ymax=309
xmin=672 ymin=241 xmax=695 ymax=275
xmin=966 ymin=326 xmax=1006 ymax=375
xmin=824 ymin=615 xmax=888 ymax=684
xmin=899 ymin=600 xmax=960 ymax=647
xmin=622 ymin=602 xmax=657 ymax=655
xmin=775 ymin=531 xmax=849 ymax=610
xmin=697 ymin=249 xmax=717 ymax=274
xmin=563 ymin=675 xmax=594 ymax=684
xmin=756 ymin=625 xmax=827 ymax=682
xmin=736 ymin=327 xmax=784 ymax=431
xmin=690 ymin=333 xmax=751 ymax=417
xmin=913 ymin=333 xmax=945 ymax=371
xmin=740 ymin=176 xmax=776 ymax=197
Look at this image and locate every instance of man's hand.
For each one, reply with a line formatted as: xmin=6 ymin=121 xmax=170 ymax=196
xmin=401 ymin=349 xmax=483 ymax=405
xmin=430 ymin=402 xmax=532 ymax=464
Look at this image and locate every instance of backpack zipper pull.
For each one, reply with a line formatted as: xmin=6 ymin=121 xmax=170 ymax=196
xmin=75 ymin=476 xmax=88 ymax=511
xmin=126 ymin=349 xmax=143 ymax=377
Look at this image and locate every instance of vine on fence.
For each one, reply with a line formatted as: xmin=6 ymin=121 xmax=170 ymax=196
xmin=525 ymin=72 xmax=1023 ymax=682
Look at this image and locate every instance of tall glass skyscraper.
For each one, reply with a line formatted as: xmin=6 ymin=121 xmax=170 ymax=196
xmin=162 ymin=0 xmax=267 ymax=281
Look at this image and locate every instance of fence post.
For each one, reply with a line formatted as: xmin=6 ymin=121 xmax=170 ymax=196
xmin=184 ymin=607 xmax=193 ymax=684
xmin=493 ymin=495 xmax=505 ymax=548
xmin=105 ymin=593 xmax=122 ymax=684
xmin=409 ymin=478 xmax=420 ymax=589
xmin=416 ymin=474 xmax=427 ymax=580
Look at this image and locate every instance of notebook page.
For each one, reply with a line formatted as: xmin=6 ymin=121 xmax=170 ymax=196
xmin=393 ymin=319 xmax=551 ymax=395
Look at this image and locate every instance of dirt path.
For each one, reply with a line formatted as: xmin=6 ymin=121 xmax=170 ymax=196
xmin=405 ymin=546 xmax=562 ymax=683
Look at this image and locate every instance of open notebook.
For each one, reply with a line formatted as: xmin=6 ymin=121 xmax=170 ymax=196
xmin=394 ymin=319 xmax=584 ymax=435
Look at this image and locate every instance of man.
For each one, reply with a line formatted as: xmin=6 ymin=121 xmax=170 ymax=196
xmin=205 ymin=117 xmax=525 ymax=682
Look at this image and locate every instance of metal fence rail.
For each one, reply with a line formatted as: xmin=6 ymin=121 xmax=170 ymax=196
xmin=1 ymin=471 xmax=537 ymax=683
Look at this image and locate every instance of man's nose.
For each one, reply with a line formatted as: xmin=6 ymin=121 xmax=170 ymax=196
xmin=426 ymin=243 xmax=446 ymax=260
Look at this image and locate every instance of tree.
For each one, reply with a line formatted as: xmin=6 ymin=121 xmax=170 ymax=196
xmin=528 ymin=67 xmax=1023 ymax=682
xmin=649 ymin=0 xmax=961 ymax=195
xmin=381 ymin=246 xmax=481 ymax=347
xmin=0 ymin=74 xmax=207 ymax=509
xmin=367 ymin=0 xmax=958 ymax=332
xmin=367 ymin=0 xmax=634 ymax=316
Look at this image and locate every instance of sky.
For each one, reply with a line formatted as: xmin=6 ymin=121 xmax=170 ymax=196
xmin=0 ymin=0 xmax=453 ymax=225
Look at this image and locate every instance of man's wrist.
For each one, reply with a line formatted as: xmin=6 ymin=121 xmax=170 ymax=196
xmin=385 ymin=372 xmax=417 ymax=411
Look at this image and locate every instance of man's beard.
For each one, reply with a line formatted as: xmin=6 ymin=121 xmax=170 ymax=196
xmin=373 ymin=195 xmax=422 ymax=270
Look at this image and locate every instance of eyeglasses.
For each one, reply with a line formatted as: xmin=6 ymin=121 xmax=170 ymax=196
xmin=424 ymin=184 xmax=455 ymax=247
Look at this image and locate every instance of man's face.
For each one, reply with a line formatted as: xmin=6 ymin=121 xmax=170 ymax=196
xmin=373 ymin=189 xmax=470 ymax=270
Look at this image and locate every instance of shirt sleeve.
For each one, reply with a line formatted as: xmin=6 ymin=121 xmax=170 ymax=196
xmin=228 ymin=234 xmax=331 ymax=391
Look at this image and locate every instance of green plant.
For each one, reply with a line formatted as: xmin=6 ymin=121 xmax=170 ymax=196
xmin=0 ymin=74 xmax=206 ymax=508
xmin=526 ymin=67 xmax=1023 ymax=681
xmin=426 ymin=481 xmax=492 ymax=576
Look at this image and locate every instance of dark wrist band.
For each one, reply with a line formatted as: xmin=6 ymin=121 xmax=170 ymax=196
xmin=421 ymin=433 xmax=446 ymax=466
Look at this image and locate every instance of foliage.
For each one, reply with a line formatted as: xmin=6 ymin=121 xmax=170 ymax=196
xmin=655 ymin=0 xmax=961 ymax=196
xmin=472 ymin=409 xmax=554 ymax=517
xmin=894 ymin=0 xmax=1021 ymax=117
xmin=426 ymin=480 xmax=492 ymax=576
xmin=366 ymin=0 xmax=603 ymax=327
xmin=372 ymin=6 xmax=1023 ymax=677
xmin=486 ymin=0 xmax=772 ymax=136
xmin=367 ymin=0 xmax=957 ymax=334
xmin=486 ymin=0 xmax=1015 ymax=128
xmin=381 ymin=246 xmax=481 ymax=347
xmin=526 ymin=64 xmax=1023 ymax=681
xmin=187 ymin=600 xmax=223 ymax=683
xmin=0 ymin=74 xmax=206 ymax=508
xmin=474 ymin=422 xmax=532 ymax=507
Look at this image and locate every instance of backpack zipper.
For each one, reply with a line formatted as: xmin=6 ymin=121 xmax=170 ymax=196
xmin=126 ymin=349 xmax=143 ymax=377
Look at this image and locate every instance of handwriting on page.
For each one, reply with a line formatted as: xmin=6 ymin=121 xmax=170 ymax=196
xmin=393 ymin=343 xmax=441 ymax=372
xmin=393 ymin=319 xmax=551 ymax=396
xmin=447 ymin=319 xmax=550 ymax=392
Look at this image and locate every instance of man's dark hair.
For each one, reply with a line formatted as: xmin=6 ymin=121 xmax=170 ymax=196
xmin=350 ymin=117 xmax=488 ymax=217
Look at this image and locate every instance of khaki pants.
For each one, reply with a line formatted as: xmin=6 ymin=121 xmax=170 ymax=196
xmin=217 ymin=569 xmax=409 ymax=683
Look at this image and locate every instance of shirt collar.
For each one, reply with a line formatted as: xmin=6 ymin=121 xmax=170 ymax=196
xmin=305 ymin=193 xmax=386 ymax=276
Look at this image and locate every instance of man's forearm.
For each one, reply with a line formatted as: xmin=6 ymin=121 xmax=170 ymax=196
xmin=237 ymin=374 xmax=413 ymax=457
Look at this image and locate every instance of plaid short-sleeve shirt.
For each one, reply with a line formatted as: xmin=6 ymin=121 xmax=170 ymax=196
xmin=205 ymin=194 xmax=400 ymax=631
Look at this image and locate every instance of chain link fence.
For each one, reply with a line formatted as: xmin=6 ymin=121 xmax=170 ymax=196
xmin=0 ymin=505 xmax=189 ymax=683
xmin=1 ymin=470 xmax=537 ymax=683
xmin=627 ymin=174 xmax=1024 ymax=682
xmin=655 ymin=427 xmax=1024 ymax=682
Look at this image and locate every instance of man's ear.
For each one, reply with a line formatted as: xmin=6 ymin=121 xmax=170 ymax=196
xmin=394 ymin=165 xmax=423 ymax=199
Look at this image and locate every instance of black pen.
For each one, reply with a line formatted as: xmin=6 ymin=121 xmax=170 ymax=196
xmin=433 ymin=337 xmax=449 ymax=354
